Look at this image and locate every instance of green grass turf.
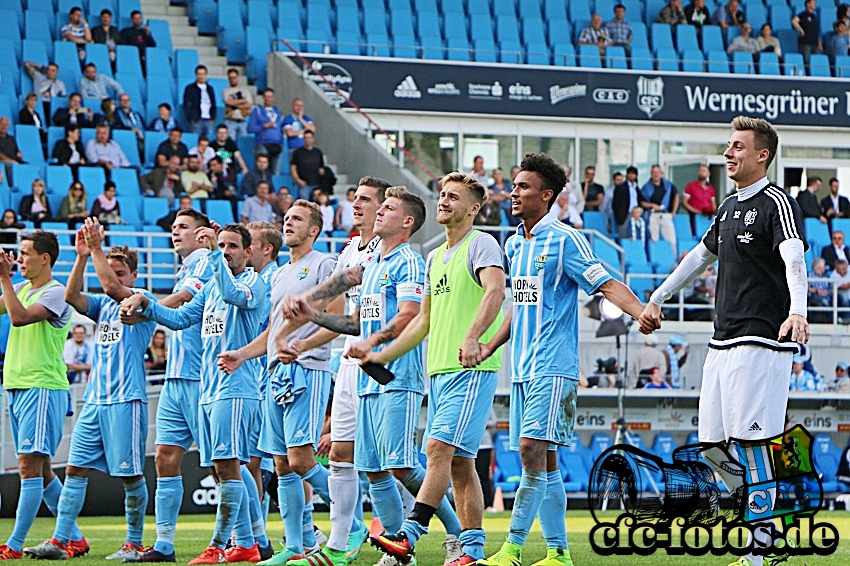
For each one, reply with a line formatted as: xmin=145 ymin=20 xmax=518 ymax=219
xmin=3 ymin=511 xmax=848 ymax=566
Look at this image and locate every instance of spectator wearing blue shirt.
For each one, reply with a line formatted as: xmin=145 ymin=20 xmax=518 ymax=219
xmin=240 ymin=182 xmax=276 ymax=225
xmin=642 ymin=367 xmax=672 ymax=389
xmin=831 ymin=20 xmax=850 ymax=57
xmin=85 ymin=124 xmax=131 ymax=175
xmin=605 ymin=4 xmax=634 ymax=54
xmin=78 ymin=64 xmax=124 ymax=101
xmin=247 ymin=89 xmax=285 ymax=175
xmin=282 ymin=98 xmax=315 ymax=155
xmin=148 ymin=103 xmax=176 ymax=133
xmin=790 ymin=354 xmax=822 ymax=391
xmin=808 ymin=258 xmax=832 ymax=308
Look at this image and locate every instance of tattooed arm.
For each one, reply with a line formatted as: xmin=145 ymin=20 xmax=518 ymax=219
xmin=280 ymin=265 xmax=365 ymax=322
xmin=345 ymin=301 xmax=420 ymax=360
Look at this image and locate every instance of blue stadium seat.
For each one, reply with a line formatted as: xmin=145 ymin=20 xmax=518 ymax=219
xmin=0 ymin=12 xmax=22 ymax=65
xmin=558 ymin=443 xmax=591 ymax=491
xmin=85 ymin=43 xmax=114 ymax=79
xmin=5 ymin=3 xmax=23 ymax=36
xmin=673 ymin=213 xmax=693 ymax=239
xmin=112 ymin=168 xmax=141 ymax=196
xmin=246 ymin=27 xmax=272 ymax=87
xmin=676 ymin=25 xmax=700 ymax=54
xmin=589 ymin=433 xmax=613 ymax=461
xmin=22 ymin=40 xmax=49 ymax=68
xmin=147 ymin=20 xmax=173 ymax=55
xmin=25 ymin=12 xmax=54 ymax=54
xmin=526 ymin=42 xmax=551 ymax=65
xmin=651 ymin=433 xmax=678 ymax=463
xmin=146 ymin=48 xmax=172 ymax=80
xmin=769 ymin=4 xmax=793 ymax=32
xmin=219 ymin=26 xmax=247 ymax=64
xmin=79 ymin=168 xmax=107 ymax=194
xmin=656 ymin=48 xmax=679 ymax=71
xmin=446 ymin=36 xmax=471 ymax=61
xmin=630 ymin=47 xmax=654 ymax=70
xmin=521 ymin=17 xmax=545 ymax=45
xmin=809 ymin=54 xmax=831 ymax=77
xmin=686 ymin=431 xmax=700 ymax=445
xmin=390 ymin=10 xmax=415 ymax=40
xmin=607 ymin=45 xmax=628 ymax=69
xmin=759 ymin=52 xmax=781 ymax=75
xmin=701 ymin=25 xmax=724 ymax=54
xmin=46 ymin=166 xmax=74 ymax=195
xmin=248 ymin=0 xmax=275 ymax=35
xmin=519 ymin=0 xmax=542 ymax=19
xmin=493 ymin=431 xmax=521 ymax=492
xmin=116 ymin=45 xmax=144 ymax=78
xmin=784 ymin=52 xmax=806 ymax=76
xmin=707 ymin=50 xmax=730 ymax=73
xmin=681 ymin=49 xmax=704 ymax=72
xmin=420 ymin=34 xmax=445 ymax=59
xmin=553 ymin=43 xmax=576 ymax=67
xmin=144 ymin=132 xmax=168 ymax=169
xmin=813 ymin=434 xmax=843 ymax=493
xmin=47 ymin=127 xmax=65 ymax=159
xmin=651 ymin=24 xmax=675 ymax=52
xmin=543 ymin=0 xmax=566 ymax=20
xmin=0 ymin=96 xmax=12 ymax=126
xmin=631 ymin=23 xmax=649 ymax=50
xmin=836 ymin=55 xmax=850 ymax=77
xmin=593 ymin=238 xmax=621 ymax=273
xmin=694 ymin=214 xmax=713 ymax=239
xmin=143 ymin=197 xmax=170 ymax=225
xmin=579 ymin=44 xmax=603 ymax=68
xmin=468 ymin=0 xmax=491 ymax=16
xmin=11 ymin=164 xmax=43 ymax=192
xmin=745 ymin=3 xmax=768 ymax=30
xmin=568 ymin=0 xmax=591 ymax=23
xmin=112 ymin=130 xmax=142 ymax=167
xmin=732 ymin=51 xmax=755 ymax=74
xmin=174 ymin=50 xmax=200 ymax=80
xmin=416 ymin=11 xmax=441 ymax=40
xmin=53 ymin=42 xmax=83 ymax=90
xmin=473 ymin=40 xmax=498 ymax=62
xmin=496 ymin=17 xmax=520 ymax=45
xmin=414 ymin=0 xmax=438 ymax=12
xmin=622 ymin=240 xmax=650 ymax=268
xmin=206 ymin=200 xmax=235 ymax=225
xmin=16 ymin=126 xmax=45 ymax=165
xmin=649 ymin=240 xmax=675 ymax=273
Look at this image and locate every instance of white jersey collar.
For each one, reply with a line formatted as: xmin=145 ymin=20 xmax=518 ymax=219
xmin=736 ymin=177 xmax=769 ymax=201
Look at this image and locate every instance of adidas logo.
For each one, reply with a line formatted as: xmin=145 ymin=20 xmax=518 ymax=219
xmin=21 ymin=439 xmax=31 ymax=446
xmin=217 ymin=443 xmax=227 ymax=451
xmin=439 ymin=425 xmax=451 ymax=433
xmin=119 ymin=461 xmax=129 ymax=469
xmin=388 ymin=451 xmax=399 ymax=460
xmin=394 ymin=76 xmax=422 ymax=99
xmin=295 ymin=429 xmax=305 ymax=437
xmin=200 ymin=475 xmax=217 ymax=488
xmin=748 ymin=422 xmax=762 ymax=432
xmin=433 ymin=274 xmax=451 ymax=295
xmin=529 ymin=421 xmax=542 ymax=430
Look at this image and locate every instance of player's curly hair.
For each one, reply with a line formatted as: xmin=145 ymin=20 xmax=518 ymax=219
xmin=520 ymin=153 xmax=567 ymax=210
xmin=439 ymin=172 xmax=488 ymax=205
xmin=106 ymin=245 xmax=138 ymax=272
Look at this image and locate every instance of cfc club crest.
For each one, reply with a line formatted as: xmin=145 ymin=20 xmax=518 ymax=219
xmin=636 ymin=76 xmax=664 ymax=118
xmin=744 ymin=209 xmax=758 ymax=226
xmin=533 ymin=255 xmax=547 ymax=271
xmin=378 ymin=273 xmax=390 ymax=286
xmin=297 ymin=268 xmax=309 ymax=280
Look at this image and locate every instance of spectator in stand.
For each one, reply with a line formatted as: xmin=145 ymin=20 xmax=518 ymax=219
xmin=605 ymin=4 xmax=634 ymax=53
xmin=663 ymin=335 xmax=689 ymax=388
xmin=640 ymin=164 xmax=679 ymax=255
xmin=240 ymin=181 xmax=275 ymax=224
xmin=658 ymin=0 xmax=687 ymax=25
xmin=821 ymin=177 xmax=850 ymax=223
xmin=0 ymin=210 xmax=23 ymax=249
xmin=796 ymin=175 xmax=826 ymax=222
xmin=52 ymin=93 xmax=95 ymax=129
xmin=140 ymin=155 xmax=183 ymax=206
xmin=119 ymin=10 xmax=156 ymax=75
xmin=473 ymin=187 xmax=502 ymax=233
xmin=92 ymin=9 xmax=120 ymax=69
xmin=832 ymin=361 xmax=850 ymax=391
xmin=602 ymin=171 xmax=624 ymax=231
xmin=629 ymin=336 xmax=667 ymax=383
xmin=839 ymin=3 xmax=850 ymax=27
xmin=144 ymin=329 xmax=168 ymax=374
xmin=579 ymin=14 xmax=610 ymax=55
xmin=18 ymin=93 xmax=47 ymax=144
xmin=19 ymin=179 xmax=53 ymax=227
xmin=830 ymin=259 xmax=850 ymax=320
xmin=241 ymin=153 xmax=273 ymax=198
xmin=682 ymin=164 xmax=716 ymax=236
xmin=182 ymin=65 xmax=216 ymax=137
xmin=680 ymin=262 xmax=716 ymax=321
xmin=551 ymin=191 xmax=583 ymax=227
xmin=563 ymin=164 xmax=585 ymax=213
xmin=790 ymin=354 xmax=822 ymax=391
xmin=64 ymin=324 xmax=94 ymax=384
xmin=582 ymin=166 xmax=606 ymax=211
xmin=612 ymin=166 xmax=645 ymax=239
xmin=61 ymin=6 xmax=92 ymax=63
xmin=208 ymin=156 xmax=238 ymax=205
xmin=727 ymin=22 xmax=761 ymax=55
xmin=115 ymin=93 xmax=145 ymax=157
xmin=832 ymin=20 xmax=850 ymax=56
xmin=99 ymin=98 xmax=119 ymax=130
xmin=57 ymin=181 xmax=89 ymax=228
xmin=155 ymin=195 xmax=194 ymax=231
xmin=626 ymin=206 xmax=647 ymax=242
xmin=283 ymin=98 xmax=315 ymax=156
xmin=509 ymin=165 xmax=520 ymax=182
xmin=147 ymin=103 xmax=176 ymax=133
xmin=822 ymin=230 xmax=850 ymax=271
xmin=684 ymin=0 xmax=712 ymax=28
xmin=792 ymin=0 xmax=824 ymax=66
xmin=315 ymin=190 xmax=334 ymax=235
xmin=757 ymin=23 xmax=783 ymax=58
xmin=334 ymin=187 xmax=356 ymax=232
xmin=90 ymin=180 xmax=125 ymax=224
xmin=52 ymin=125 xmax=87 ymax=180
xmin=808 ymin=258 xmax=832 ymax=316
xmin=180 ymin=154 xmax=212 ymax=200
xmin=712 ymin=0 xmax=745 ymax=30
xmin=188 ymin=136 xmax=216 ymax=172
xmin=490 ymin=167 xmax=516 ymax=226
xmin=85 ymin=124 xmax=130 ymax=175
xmin=642 ymin=367 xmax=672 ymax=389
xmin=468 ymin=155 xmax=489 ymax=186
xmin=290 ymin=131 xmax=326 ymax=201
xmin=23 ymin=62 xmax=67 ymax=117
xmin=79 ymin=63 xmax=124 ymax=101
xmin=0 ymin=118 xmax=24 ymax=175
xmin=222 ymin=69 xmax=253 ymax=140
xmin=247 ymin=88 xmax=285 ymax=174
xmin=156 ymin=128 xmax=189 ymax=169
xmin=273 ymin=189 xmax=294 ymax=223
xmin=210 ymin=124 xmax=248 ymax=179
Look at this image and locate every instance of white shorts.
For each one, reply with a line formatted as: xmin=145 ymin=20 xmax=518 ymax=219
xmin=699 ymin=345 xmax=792 ymax=443
xmin=330 ymin=359 xmax=360 ymax=442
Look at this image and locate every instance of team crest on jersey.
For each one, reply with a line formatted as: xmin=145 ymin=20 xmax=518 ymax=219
xmin=297 ymin=268 xmax=309 ymax=280
xmin=378 ymin=273 xmax=390 ymax=286
xmin=533 ymin=255 xmax=547 ymax=271
xmin=744 ymin=209 xmax=758 ymax=226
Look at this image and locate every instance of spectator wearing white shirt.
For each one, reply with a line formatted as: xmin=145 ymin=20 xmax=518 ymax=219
xmin=334 ymin=187 xmax=356 ymax=232
xmin=63 ymin=324 xmax=93 ymax=383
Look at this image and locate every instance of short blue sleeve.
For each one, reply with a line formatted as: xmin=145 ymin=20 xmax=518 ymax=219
xmin=561 ymin=232 xmax=612 ymax=295
xmin=83 ymin=293 xmax=106 ymax=321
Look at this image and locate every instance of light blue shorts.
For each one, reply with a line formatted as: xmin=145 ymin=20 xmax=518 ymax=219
xmin=355 ymin=391 xmax=423 ymax=473
xmin=198 ymin=398 xmax=259 ymax=468
xmin=7 ymin=388 xmax=68 ymax=457
xmin=427 ymin=371 xmax=497 ymax=458
xmin=68 ymin=401 xmax=147 ymax=476
xmin=155 ymin=379 xmax=200 ymax=450
xmin=258 ymin=365 xmax=330 ymax=456
xmin=509 ymin=377 xmax=578 ymax=451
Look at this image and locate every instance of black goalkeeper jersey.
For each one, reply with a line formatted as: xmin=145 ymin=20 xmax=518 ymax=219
xmin=701 ymin=179 xmax=807 ymax=351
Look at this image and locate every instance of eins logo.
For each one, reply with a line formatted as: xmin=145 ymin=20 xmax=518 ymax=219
xmin=587 ymin=425 xmax=839 ymax=557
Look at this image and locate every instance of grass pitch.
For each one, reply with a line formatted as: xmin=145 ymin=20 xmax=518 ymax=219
xmin=3 ymin=511 xmax=849 ymax=566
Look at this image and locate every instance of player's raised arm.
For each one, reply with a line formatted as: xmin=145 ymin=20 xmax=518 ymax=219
xmin=82 ymin=217 xmax=136 ymax=302
xmin=65 ymin=227 xmax=92 ymax=314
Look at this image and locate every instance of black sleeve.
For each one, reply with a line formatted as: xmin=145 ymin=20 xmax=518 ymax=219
xmin=841 ymin=197 xmax=850 ymax=217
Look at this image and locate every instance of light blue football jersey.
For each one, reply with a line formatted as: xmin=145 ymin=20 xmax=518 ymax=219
xmin=165 ymin=249 xmax=213 ymax=382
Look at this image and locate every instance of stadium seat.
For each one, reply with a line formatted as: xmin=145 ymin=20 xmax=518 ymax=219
xmin=79 ymin=168 xmax=107 ymax=193
xmin=593 ymin=238 xmax=621 ymax=274
xmin=631 ymin=23 xmax=649 ymax=50
xmin=622 ymin=240 xmax=650 ymax=268
xmin=144 ymin=132 xmax=168 ymax=169
xmin=694 ymin=214 xmax=713 ymax=239
xmin=527 ymin=42 xmax=551 ymax=65
xmin=174 ymin=50 xmax=200 ymax=80
xmin=25 ymin=12 xmax=54 ymax=56
xmin=656 ymin=48 xmax=679 ymax=71
xmin=11 ymin=164 xmax=43 ymax=192
xmin=143 ymin=198 xmax=170 ymax=225
xmin=557 ymin=443 xmax=591 ymax=491
xmin=147 ymin=20 xmax=173 ymax=55
xmin=22 ymin=40 xmax=49 ymax=69
xmin=589 ymin=433 xmax=613 ymax=462
xmin=673 ymin=213 xmax=693 ymax=239
xmin=651 ymin=433 xmax=678 ymax=463
xmin=578 ymin=44 xmax=603 ymax=68
xmin=649 ymin=240 xmax=675 ymax=273
xmin=732 ymin=52 xmax=755 ymax=74
xmin=676 ymin=25 xmax=700 ymax=54
xmin=701 ymin=26 xmax=724 ymax=54
xmin=16 ymin=126 xmax=45 ymax=165
xmin=493 ymin=431 xmax=521 ymax=492
xmin=112 ymin=130 xmax=142 ymax=168
xmin=769 ymin=4 xmax=793 ymax=32
xmin=630 ymin=47 xmax=654 ymax=70
xmin=707 ymin=50 xmax=730 ymax=73
xmin=836 ymin=55 xmax=850 ymax=77
xmin=54 ymin=42 xmax=84 ymax=89
xmin=784 ymin=53 xmax=806 ymax=76
xmin=46 ymin=166 xmax=74 ymax=195
xmin=813 ymin=434 xmax=843 ymax=493
xmin=681 ymin=49 xmax=704 ymax=72
xmin=206 ymin=200 xmax=236 ymax=225
xmin=809 ymin=54 xmax=831 ymax=77
xmin=607 ymin=45 xmax=628 ymax=69
xmin=651 ymin=24 xmax=675 ymax=53
xmin=112 ymin=168 xmax=141 ymax=196
xmin=759 ymin=52 xmax=781 ymax=75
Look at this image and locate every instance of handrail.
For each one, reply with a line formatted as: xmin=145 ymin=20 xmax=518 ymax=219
xmin=277 ymin=38 xmax=442 ymax=185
